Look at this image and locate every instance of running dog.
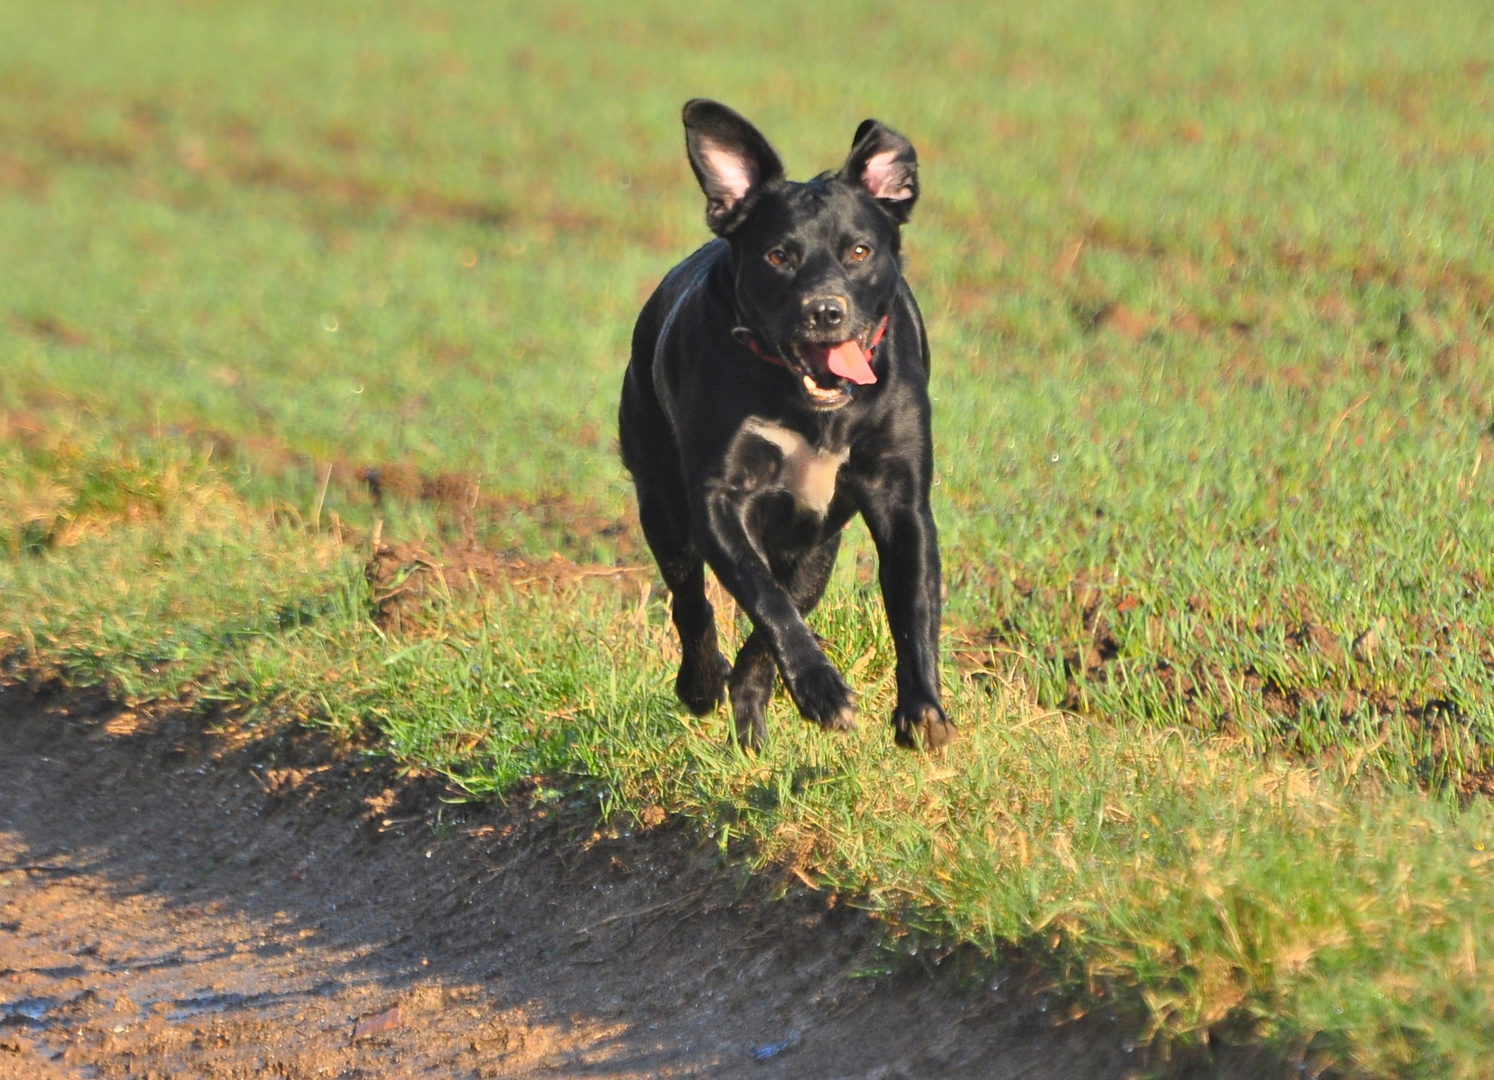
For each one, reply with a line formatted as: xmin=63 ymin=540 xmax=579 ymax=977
xmin=619 ymin=100 xmax=953 ymax=752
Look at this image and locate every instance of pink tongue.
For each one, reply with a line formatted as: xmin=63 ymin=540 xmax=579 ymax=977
xmin=825 ymin=341 xmax=877 ymax=385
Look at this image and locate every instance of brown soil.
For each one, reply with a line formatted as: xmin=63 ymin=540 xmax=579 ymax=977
xmin=353 ymin=464 xmax=638 ymax=562
xmin=363 ymin=542 xmax=651 ymax=632
xmin=0 ymin=686 xmax=1199 ymax=1080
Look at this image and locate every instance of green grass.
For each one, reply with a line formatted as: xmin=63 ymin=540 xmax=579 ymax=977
xmin=4 ymin=0 xmax=1494 ymax=1074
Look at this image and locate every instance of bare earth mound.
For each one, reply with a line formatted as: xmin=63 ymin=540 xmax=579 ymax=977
xmin=1 ymin=686 xmax=1164 ymax=1079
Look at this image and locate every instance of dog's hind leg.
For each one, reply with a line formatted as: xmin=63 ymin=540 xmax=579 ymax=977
xmin=788 ymin=531 xmax=841 ymax=617
xmin=635 ymin=487 xmax=730 ymax=715
xmin=728 ymin=632 xmax=773 ymax=750
xmin=729 ymin=532 xmax=842 ymax=750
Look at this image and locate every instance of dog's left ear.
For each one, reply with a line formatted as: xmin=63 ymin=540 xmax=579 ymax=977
xmin=841 ymin=119 xmax=918 ymax=223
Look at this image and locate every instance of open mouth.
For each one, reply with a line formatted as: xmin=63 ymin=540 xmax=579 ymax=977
xmin=789 ymin=336 xmax=878 ymax=409
xmin=794 ymin=368 xmax=851 ymax=408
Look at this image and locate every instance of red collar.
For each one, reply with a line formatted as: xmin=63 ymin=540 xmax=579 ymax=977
xmin=734 ymin=315 xmax=889 ymax=370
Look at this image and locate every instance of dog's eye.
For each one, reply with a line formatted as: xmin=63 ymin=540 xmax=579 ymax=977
xmin=765 ymin=249 xmax=789 ymax=267
xmin=848 ymin=244 xmax=872 ymax=263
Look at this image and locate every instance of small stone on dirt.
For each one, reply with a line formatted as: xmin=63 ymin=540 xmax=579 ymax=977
xmin=751 ymin=1029 xmax=801 ymax=1061
xmin=1353 ymin=617 xmax=1388 ymax=662
xmin=353 ymin=1004 xmax=403 ymax=1039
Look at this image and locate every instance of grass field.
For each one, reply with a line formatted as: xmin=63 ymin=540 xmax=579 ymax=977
xmin=4 ymin=1 xmax=1494 ymax=1075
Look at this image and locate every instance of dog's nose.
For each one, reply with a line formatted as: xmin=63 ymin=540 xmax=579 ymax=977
xmin=803 ymin=295 xmax=846 ymax=331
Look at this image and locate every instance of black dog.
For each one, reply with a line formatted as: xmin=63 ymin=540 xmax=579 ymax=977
xmin=619 ymin=100 xmax=954 ymax=752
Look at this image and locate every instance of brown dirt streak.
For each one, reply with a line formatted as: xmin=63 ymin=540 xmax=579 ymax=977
xmin=363 ymin=541 xmax=653 ymax=630
xmin=3 ymin=409 xmax=642 ymax=563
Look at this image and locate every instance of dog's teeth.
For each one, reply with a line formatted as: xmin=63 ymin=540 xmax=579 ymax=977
xmin=803 ymin=374 xmax=816 ymax=391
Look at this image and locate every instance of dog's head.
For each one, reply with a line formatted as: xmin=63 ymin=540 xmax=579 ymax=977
xmin=683 ymin=100 xmax=919 ymax=411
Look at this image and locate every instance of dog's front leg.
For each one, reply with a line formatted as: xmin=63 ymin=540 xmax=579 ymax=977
xmin=694 ymin=490 xmax=857 ymax=732
xmin=859 ymin=488 xmax=957 ymax=750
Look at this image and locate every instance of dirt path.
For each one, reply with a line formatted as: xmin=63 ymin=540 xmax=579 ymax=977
xmin=0 ymin=685 xmax=1157 ymax=1079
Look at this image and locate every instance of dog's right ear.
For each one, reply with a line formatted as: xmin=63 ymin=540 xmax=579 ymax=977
xmin=683 ymin=100 xmax=784 ymax=236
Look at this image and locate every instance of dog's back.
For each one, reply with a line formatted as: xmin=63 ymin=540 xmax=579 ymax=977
xmin=619 ymin=239 xmax=727 ymax=478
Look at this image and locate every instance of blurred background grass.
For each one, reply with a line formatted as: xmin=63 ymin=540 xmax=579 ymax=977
xmin=4 ymin=0 xmax=1492 ymax=778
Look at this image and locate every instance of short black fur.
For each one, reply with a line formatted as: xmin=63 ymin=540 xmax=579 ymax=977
xmin=619 ymin=100 xmax=954 ymax=752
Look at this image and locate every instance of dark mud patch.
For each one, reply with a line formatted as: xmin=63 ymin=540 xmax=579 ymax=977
xmin=198 ymin=432 xmax=641 ymax=563
xmin=356 ymin=462 xmax=640 ymax=561
xmin=7 ymin=316 xmax=92 ymax=350
xmin=363 ymin=541 xmax=651 ymax=631
xmin=0 ymin=685 xmax=1293 ymax=1080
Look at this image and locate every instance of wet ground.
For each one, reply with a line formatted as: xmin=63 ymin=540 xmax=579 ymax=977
xmin=0 ymin=685 xmax=1238 ymax=1079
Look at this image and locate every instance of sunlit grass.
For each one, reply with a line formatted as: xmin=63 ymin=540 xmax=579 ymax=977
xmin=6 ymin=475 xmax=1494 ymax=1075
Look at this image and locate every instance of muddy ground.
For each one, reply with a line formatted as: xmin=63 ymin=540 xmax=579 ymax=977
xmin=1 ymin=686 xmax=1274 ymax=1079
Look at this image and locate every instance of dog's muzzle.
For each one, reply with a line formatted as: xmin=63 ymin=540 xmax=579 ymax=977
xmin=734 ymin=317 xmax=887 ymax=410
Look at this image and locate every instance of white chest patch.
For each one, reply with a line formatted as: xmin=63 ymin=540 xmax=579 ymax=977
xmin=741 ymin=419 xmax=849 ymax=517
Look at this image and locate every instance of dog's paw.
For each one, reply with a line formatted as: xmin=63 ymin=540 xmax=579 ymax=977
xmin=787 ymin=664 xmax=857 ymax=732
xmin=731 ymin=708 xmax=769 ymax=754
xmin=893 ymin=702 xmax=957 ymax=751
xmin=675 ymin=651 xmax=731 ymax=715
xmin=729 ymin=681 xmax=772 ymax=753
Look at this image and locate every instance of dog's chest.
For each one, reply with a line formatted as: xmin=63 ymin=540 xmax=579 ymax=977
xmin=738 ymin=419 xmax=849 ymax=517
